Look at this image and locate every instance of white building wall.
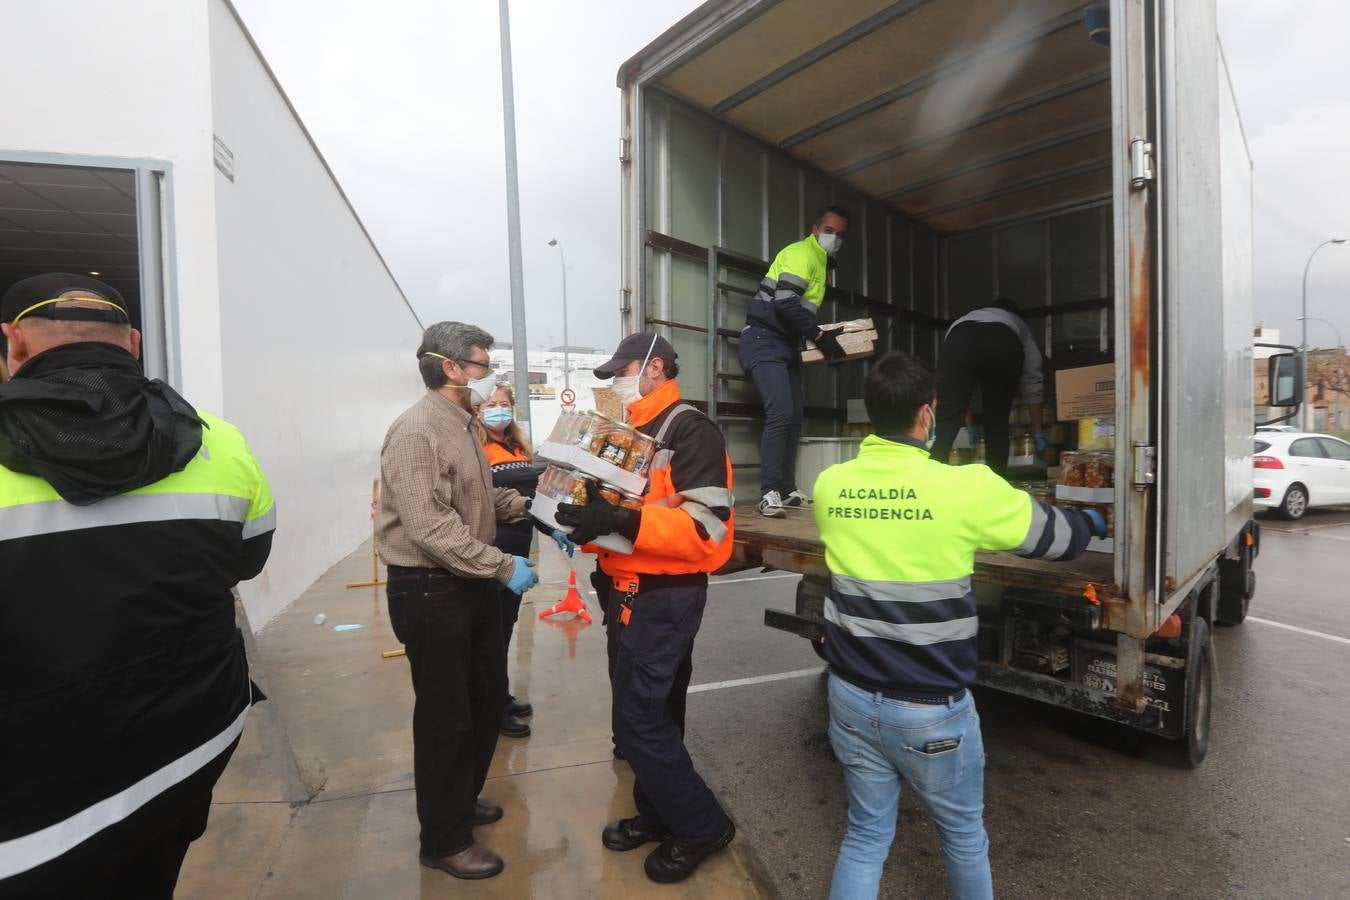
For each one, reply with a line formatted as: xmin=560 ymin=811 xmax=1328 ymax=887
xmin=208 ymin=0 xmax=424 ymax=628
xmin=0 ymin=0 xmax=228 ymax=411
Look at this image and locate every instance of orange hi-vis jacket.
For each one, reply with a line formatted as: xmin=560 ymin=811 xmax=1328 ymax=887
xmin=591 ymin=379 xmax=735 ymax=591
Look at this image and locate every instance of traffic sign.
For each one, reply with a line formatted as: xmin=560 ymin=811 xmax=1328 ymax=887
xmin=560 ymin=387 xmax=577 ymax=408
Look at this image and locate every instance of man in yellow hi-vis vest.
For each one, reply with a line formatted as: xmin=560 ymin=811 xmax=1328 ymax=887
xmin=814 ymin=352 xmax=1104 ymax=900
xmin=738 ymin=206 xmax=850 ymax=519
xmin=0 ymin=274 xmax=274 ymax=898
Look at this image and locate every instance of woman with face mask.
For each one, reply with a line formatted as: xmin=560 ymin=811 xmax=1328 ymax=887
xmin=475 ymin=385 xmax=540 ymax=738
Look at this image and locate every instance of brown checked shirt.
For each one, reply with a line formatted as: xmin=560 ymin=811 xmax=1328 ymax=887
xmin=376 ymin=389 xmax=529 ymax=583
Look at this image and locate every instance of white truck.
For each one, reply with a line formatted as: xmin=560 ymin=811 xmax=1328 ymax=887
xmin=617 ymin=0 xmax=1303 ymax=765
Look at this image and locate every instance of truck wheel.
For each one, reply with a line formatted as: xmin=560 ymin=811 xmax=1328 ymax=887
xmin=1180 ymin=617 xmax=1213 ymax=768
xmin=1278 ymin=483 xmax=1308 ymax=520
xmin=1216 ymin=556 xmax=1253 ymax=625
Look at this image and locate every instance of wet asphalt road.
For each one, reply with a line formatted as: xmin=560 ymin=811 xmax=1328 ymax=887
xmin=681 ymin=507 xmax=1350 ymax=899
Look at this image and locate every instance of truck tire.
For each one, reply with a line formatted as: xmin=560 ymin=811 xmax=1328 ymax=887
xmin=1278 ymin=483 xmax=1308 ymax=520
xmin=1180 ymin=617 xmax=1214 ymax=768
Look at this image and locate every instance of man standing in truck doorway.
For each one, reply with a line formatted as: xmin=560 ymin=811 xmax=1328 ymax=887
xmin=814 ymin=352 xmax=1105 ymax=900
xmin=929 ymin=298 xmax=1047 ymax=477
xmin=739 ymin=206 xmax=850 ymax=519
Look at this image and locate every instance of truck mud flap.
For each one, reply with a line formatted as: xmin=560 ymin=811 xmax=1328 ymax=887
xmin=764 ymin=608 xmax=827 ymax=643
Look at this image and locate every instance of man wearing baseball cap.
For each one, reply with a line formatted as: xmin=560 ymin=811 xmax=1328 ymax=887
xmin=555 ymin=332 xmax=737 ymax=884
xmin=0 ymin=274 xmax=275 ymax=897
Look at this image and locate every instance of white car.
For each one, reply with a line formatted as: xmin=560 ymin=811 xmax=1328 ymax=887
xmin=1253 ymin=431 xmax=1350 ymax=519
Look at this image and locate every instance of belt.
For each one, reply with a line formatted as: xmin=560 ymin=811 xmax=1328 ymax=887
xmin=611 ymin=572 xmax=709 ymax=594
xmin=842 ymin=674 xmax=967 ymax=706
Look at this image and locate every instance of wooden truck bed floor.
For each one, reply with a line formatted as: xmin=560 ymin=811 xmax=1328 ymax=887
xmin=730 ymin=503 xmax=1116 ymax=598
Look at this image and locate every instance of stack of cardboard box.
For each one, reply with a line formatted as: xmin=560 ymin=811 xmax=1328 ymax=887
xmin=801 ymin=318 xmax=877 ymax=364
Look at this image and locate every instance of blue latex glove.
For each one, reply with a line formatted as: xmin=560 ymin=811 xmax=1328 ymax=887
xmin=966 ymin=425 xmax=983 ymax=447
xmin=551 ymin=529 xmax=576 ymax=558
xmin=1033 ymin=431 xmax=1048 ymax=453
xmin=505 ymin=556 xmax=538 ymax=594
xmin=1082 ymin=508 xmax=1108 ymax=539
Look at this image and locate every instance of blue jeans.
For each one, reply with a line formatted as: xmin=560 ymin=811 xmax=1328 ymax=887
xmin=826 ymin=674 xmax=992 ymax=900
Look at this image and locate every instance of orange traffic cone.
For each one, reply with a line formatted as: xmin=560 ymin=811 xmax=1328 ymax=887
xmin=538 ymin=570 xmax=593 ymax=624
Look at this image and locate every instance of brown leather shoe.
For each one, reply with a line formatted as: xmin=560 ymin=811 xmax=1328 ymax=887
xmin=472 ymin=798 xmax=503 ymax=826
xmin=419 ymin=843 xmax=504 ymax=880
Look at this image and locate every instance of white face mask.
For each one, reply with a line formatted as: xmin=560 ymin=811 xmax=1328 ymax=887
xmin=923 ymin=406 xmax=937 ymax=450
xmin=467 ymin=375 xmax=498 ymax=407
xmin=611 ymin=334 xmax=660 ymax=407
xmin=815 ymin=231 xmax=842 ymax=256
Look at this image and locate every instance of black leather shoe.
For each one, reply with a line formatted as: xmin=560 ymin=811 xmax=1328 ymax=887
xmin=612 ymin=743 xmax=625 ymax=760
xmin=472 ymin=798 xmax=503 ymax=826
xmin=506 ymin=694 xmax=533 ymax=718
xmin=602 ymin=817 xmax=670 ymax=852
xmin=419 ymin=842 xmax=504 ymax=880
xmin=644 ymin=819 xmax=736 ymax=883
xmin=499 ymin=713 xmax=531 ymax=738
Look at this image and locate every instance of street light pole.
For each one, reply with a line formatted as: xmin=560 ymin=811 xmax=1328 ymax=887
xmin=1299 ymin=237 xmax=1346 ymax=430
xmin=548 ymin=238 xmax=570 ymax=390
xmin=497 ymin=0 xmax=531 ymax=437
xmin=1297 ymin=315 xmax=1344 ymax=350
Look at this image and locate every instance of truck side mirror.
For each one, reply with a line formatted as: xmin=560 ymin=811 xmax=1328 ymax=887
xmin=1268 ymin=353 xmax=1303 ymax=407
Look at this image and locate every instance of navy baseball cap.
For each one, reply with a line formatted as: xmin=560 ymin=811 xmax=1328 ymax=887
xmin=593 ymin=332 xmax=677 ymax=379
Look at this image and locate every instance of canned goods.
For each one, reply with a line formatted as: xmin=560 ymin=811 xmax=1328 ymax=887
xmin=1083 ymin=453 xmax=1113 ymax=489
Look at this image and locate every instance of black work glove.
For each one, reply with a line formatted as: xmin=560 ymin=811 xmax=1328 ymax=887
xmin=555 ymin=481 xmax=641 ymax=545
xmin=813 ymin=327 xmax=847 ymax=362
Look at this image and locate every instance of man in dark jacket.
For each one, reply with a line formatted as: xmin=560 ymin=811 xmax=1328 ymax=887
xmin=0 ymin=274 xmax=275 ymax=899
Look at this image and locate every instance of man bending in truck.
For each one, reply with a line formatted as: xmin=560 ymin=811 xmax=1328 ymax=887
xmin=739 ymin=206 xmax=850 ymax=518
xmin=814 ymin=352 xmax=1106 ymax=900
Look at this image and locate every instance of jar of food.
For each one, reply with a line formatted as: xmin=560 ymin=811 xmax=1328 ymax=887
xmin=625 ymin=432 xmax=655 ymax=475
xmin=597 ymin=483 xmax=624 ymax=506
xmin=577 ymin=412 xmax=610 ymax=450
xmin=1083 ymin=453 xmax=1114 ymax=489
xmin=568 ymin=473 xmax=598 ymax=505
xmin=972 ymin=440 xmax=986 ymax=464
xmin=1059 ymin=452 xmax=1085 ymax=487
xmin=619 ymin=492 xmax=643 ymax=511
xmin=596 ymin=427 xmax=632 ymax=468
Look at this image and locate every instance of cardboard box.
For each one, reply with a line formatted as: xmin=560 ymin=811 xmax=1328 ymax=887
xmin=1055 ymin=364 xmax=1115 ymax=420
xmin=802 ymin=328 xmax=877 ymax=364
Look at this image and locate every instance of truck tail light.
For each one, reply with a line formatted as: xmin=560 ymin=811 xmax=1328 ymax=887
xmin=1254 ymin=487 xmax=1271 ymax=499
xmin=1154 ymin=614 xmax=1182 ymax=639
xmin=1253 ymin=455 xmax=1283 ymax=469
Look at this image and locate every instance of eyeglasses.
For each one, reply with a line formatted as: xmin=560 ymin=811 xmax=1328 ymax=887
xmin=423 ymin=351 xmax=491 ymax=374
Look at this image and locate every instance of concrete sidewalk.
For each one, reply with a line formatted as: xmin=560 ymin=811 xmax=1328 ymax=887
xmin=178 ymin=541 xmax=765 ymax=899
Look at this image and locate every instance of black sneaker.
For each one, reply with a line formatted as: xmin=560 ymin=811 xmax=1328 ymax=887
xmin=602 ymin=817 xmax=671 ymax=852
xmin=643 ymin=818 xmax=736 ymax=883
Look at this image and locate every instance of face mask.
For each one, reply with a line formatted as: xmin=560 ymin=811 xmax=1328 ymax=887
xmin=816 ymin=231 xmax=842 ymax=256
xmin=482 ymin=407 xmax=513 ymax=429
xmin=924 ymin=406 xmax=937 ymax=451
xmin=467 ymin=375 xmax=498 ymax=407
xmin=611 ymin=375 xmax=642 ymax=405
xmin=612 ymin=334 xmax=660 ymax=407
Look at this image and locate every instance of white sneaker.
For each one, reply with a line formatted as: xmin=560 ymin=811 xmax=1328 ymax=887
xmin=759 ymin=490 xmax=787 ymax=518
xmin=784 ymin=490 xmax=810 ymax=508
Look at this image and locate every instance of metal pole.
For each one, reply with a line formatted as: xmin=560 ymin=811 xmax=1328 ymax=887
xmin=549 ymin=238 xmax=570 ymax=389
xmin=1298 ymin=315 xmax=1344 ymax=350
xmin=497 ymin=0 xmax=531 ymax=436
xmin=1300 ymin=238 xmax=1346 ymax=430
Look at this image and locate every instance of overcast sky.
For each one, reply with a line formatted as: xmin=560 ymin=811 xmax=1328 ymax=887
xmin=232 ymin=0 xmax=1350 ymax=353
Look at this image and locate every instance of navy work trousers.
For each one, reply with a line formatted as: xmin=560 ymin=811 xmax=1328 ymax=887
xmin=739 ymin=326 xmax=804 ymax=495
xmin=610 ymin=581 xmax=727 ymax=842
xmin=931 ymin=322 xmax=1024 ymax=478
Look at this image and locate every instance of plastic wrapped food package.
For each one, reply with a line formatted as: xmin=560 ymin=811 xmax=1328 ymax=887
xmin=1059 ymin=452 xmax=1086 ymax=487
xmin=1082 ymin=452 xmax=1114 ymax=489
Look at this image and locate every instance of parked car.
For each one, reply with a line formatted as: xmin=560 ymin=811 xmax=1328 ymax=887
xmin=1256 ymin=425 xmax=1299 ymax=433
xmin=1253 ymin=432 xmax=1350 ymax=519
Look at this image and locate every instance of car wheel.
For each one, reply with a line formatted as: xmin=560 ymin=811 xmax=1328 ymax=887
xmin=1279 ymin=483 xmax=1308 ymax=520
